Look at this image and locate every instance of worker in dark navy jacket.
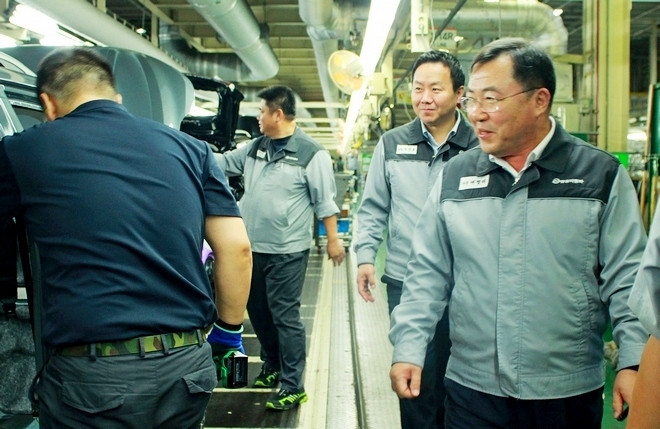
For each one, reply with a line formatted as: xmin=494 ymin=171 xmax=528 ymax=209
xmin=0 ymin=47 xmax=252 ymax=429
xmin=215 ymin=85 xmax=345 ymax=411
xmin=354 ymin=50 xmax=478 ymax=429
xmin=390 ymin=38 xmax=647 ymax=429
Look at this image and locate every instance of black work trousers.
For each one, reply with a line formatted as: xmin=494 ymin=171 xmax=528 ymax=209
xmin=247 ymin=250 xmax=310 ymax=393
xmin=444 ymin=378 xmax=603 ymax=429
xmin=387 ymin=279 xmax=451 ymax=429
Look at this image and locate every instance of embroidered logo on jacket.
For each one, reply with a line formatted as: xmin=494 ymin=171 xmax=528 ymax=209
xmin=285 ymin=155 xmax=299 ymax=161
xmin=552 ymin=178 xmax=584 ymax=184
xmin=396 ymin=145 xmax=417 ymax=155
xmin=459 ymin=175 xmax=489 ymax=190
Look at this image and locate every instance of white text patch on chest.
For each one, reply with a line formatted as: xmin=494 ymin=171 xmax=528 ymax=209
xmin=459 ymin=175 xmax=490 ymax=190
xmin=396 ymin=145 xmax=417 ymax=155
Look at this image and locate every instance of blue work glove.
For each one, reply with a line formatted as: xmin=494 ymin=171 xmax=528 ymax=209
xmin=207 ymin=323 xmax=245 ymax=355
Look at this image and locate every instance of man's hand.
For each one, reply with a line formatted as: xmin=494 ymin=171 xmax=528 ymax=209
xmin=327 ymin=237 xmax=345 ymax=266
xmin=207 ymin=323 xmax=245 ymax=355
xmin=356 ymin=263 xmax=377 ymax=302
xmin=612 ymin=367 xmax=637 ymax=420
xmin=390 ymin=362 xmax=422 ymax=398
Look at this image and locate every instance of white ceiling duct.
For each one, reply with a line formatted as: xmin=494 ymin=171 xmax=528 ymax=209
xmin=15 ymin=0 xmax=185 ymax=72
xmin=16 ymin=0 xmax=279 ymax=82
xmin=186 ymin=0 xmax=278 ymax=81
xmin=431 ymin=0 xmax=568 ymax=55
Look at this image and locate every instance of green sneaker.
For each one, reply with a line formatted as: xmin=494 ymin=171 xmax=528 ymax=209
xmin=265 ymin=389 xmax=308 ymax=410
xmin=253 ymin=366 xmax=281 ymax=388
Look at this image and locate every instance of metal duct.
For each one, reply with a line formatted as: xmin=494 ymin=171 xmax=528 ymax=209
xmin=186 ymin=0 xmax=278 ymax=81
xmin=299 ymin=0 xmax=343 ymax=119
xmin=17 ymin=0 xmax=278 ymax=83
xmin=432 ymin=0 xmax=568 ymax=55
xmin=159 ymin=25 xmax=271 ymax=82
xmin=15 ymin=0 xmax=186 ymax=72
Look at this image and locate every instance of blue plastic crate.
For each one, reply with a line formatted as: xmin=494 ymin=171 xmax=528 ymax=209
xmin=318 ymin=219 xmax=350 ymax=236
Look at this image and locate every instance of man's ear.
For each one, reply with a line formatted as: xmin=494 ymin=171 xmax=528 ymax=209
xmin=39 ymin=93 xmax=58 ymax=121
xmin=534 ymin=88 xmax=552 ymax=116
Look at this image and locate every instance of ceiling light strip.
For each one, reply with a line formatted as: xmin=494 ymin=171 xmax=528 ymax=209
xmin=341 ymin=0 xmax=401 ymax=153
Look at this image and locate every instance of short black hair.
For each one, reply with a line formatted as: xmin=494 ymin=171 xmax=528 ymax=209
xmin=471 ymin=38 xmax=556 ymax=105
xmin=257 ymin=85 xmax=296 ymax=120
xmin=36 ymin=47 xmax=116 ymax=104
xmin=411 ymin=50 xmax=465 ymax=92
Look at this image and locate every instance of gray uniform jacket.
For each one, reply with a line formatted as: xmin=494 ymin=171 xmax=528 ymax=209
xmin=354 ymin=113 xmax=478 ymax=283
xmin=629 ymin=202 xmax=660 ymax=339
xmin=215 ymin=127 xmax=339 ymax=254
xmin=390 ymin=124 xmax=648 ymax=399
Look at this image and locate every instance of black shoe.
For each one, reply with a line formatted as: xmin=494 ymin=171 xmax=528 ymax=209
xmin=265 ymin=389 xmax=308 ymax=410
xmin=254 ymin=365 xmax=281 ymax=388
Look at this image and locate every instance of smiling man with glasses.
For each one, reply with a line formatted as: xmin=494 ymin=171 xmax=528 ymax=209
xmin=390 ymin=38 xmax=648 ymax=429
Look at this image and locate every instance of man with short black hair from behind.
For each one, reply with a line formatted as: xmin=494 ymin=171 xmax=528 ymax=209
xmin=0 ymin=47 xmax=252 ymax=428
xmin=390 ymin=38 xmax=648 ymax=429
xmin=214 ymin=85 xmax=345 ymax=411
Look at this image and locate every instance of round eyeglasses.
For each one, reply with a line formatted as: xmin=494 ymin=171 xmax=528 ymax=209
xmin=460 ymin=88 xmax=540 ymax=113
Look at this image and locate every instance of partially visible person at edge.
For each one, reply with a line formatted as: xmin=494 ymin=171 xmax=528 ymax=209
xmin=214 ymin=85 xmax=345 ymax=411
xmin=354 ymin=50 xmax=478 ymax=429
xmin=627 ymin=203 xmax=660 ymax=429
xmin=0 ymin=47 xmax=252 ymax=428
xmin=389 ymin=38 xmax=648 ymax=429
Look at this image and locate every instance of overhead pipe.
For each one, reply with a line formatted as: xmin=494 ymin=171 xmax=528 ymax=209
xmin=431 ymin=0 xmax=568 ymax=56
xmin=298 ymin=0 xmax=344 ymax=119
xmin=186 ymin=0 xmax=278 ymax=81
xmin=159 ymin=25 xmax=272 ymax=82
xmin=17 ymin=0 xmax=278 ymax=83
xmin=15 ymin=0 xmax=186 ymax=72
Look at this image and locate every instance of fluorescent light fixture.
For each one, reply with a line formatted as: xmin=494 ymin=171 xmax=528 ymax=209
xmin=341 ymin=0 xmax=401 ymax=152
xmin=0 ymin=34 xmax=18 ymax=48
xmin=136 ymin=28 xmax=147 ymax=35
xmin=9 ymin=4 xmax=58 ymax=36
xmin=40 ymin=30 xmax=84 ymax=46
xmin=553 ymin=8 xmax=563 ymax=17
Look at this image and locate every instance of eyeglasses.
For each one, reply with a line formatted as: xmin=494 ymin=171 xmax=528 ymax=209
xmin=459 ymin=88 xmax=540 ymax=113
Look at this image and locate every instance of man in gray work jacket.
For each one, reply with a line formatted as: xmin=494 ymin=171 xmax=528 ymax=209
xmin=215 ymin=85 xmax=345 ymax=411
xmin=390 ymin=38 xmax=647 ymax=429
xmin=354 ymin=50 xmax=478 ymax=429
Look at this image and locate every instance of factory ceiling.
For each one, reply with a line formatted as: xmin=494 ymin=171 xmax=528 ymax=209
xmin=8 ymin=0 xmax=660 ymax=149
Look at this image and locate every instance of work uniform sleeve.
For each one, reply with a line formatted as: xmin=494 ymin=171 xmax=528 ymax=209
xmin=214 ymin=141 xmax=251 ymax=177
xmin=353 ymin=141 xmax=389 ymax=267
xmin=629 ymin=199 xmax=660 ymax=339
xmin=389 ymin=175 xmax=452 ymax=367
xmin=204 ymin=145 xmax=241 ymax=217
xmin=0 ymin=141 xmax=20 ymax=225
xmin=599 ymin=164 xmax=649 ymax=369
xmin=306 ymin=149 xmax=339 ymax=219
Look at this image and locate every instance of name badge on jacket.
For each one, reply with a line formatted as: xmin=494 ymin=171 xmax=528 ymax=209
xmin=459 ymin=175 xmax=489 ymax=190
xmin=396 ymin=145 xmax=417 ymax=155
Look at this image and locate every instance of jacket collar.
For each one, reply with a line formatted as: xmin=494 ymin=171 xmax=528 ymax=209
xmin=476 ymin=122 xmax=574 ymax=176
xmin=408 ymin=111 xmax=473 ymax=150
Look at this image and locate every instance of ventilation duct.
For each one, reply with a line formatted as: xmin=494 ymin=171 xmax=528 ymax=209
xmin=16 ymin=0 xmax=278 ymax=83
xmin=431 ymin=0 xmax=568 ymax=55
xmin=14 ymin=0 xmax=185 ymax=72
xmin=185 ymin=0 xmax=278 ymax=81
xmin=298 ymin=0 xmax=342 ymax=119
xmin=159 ymin=25 xmax=274 ymax=82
